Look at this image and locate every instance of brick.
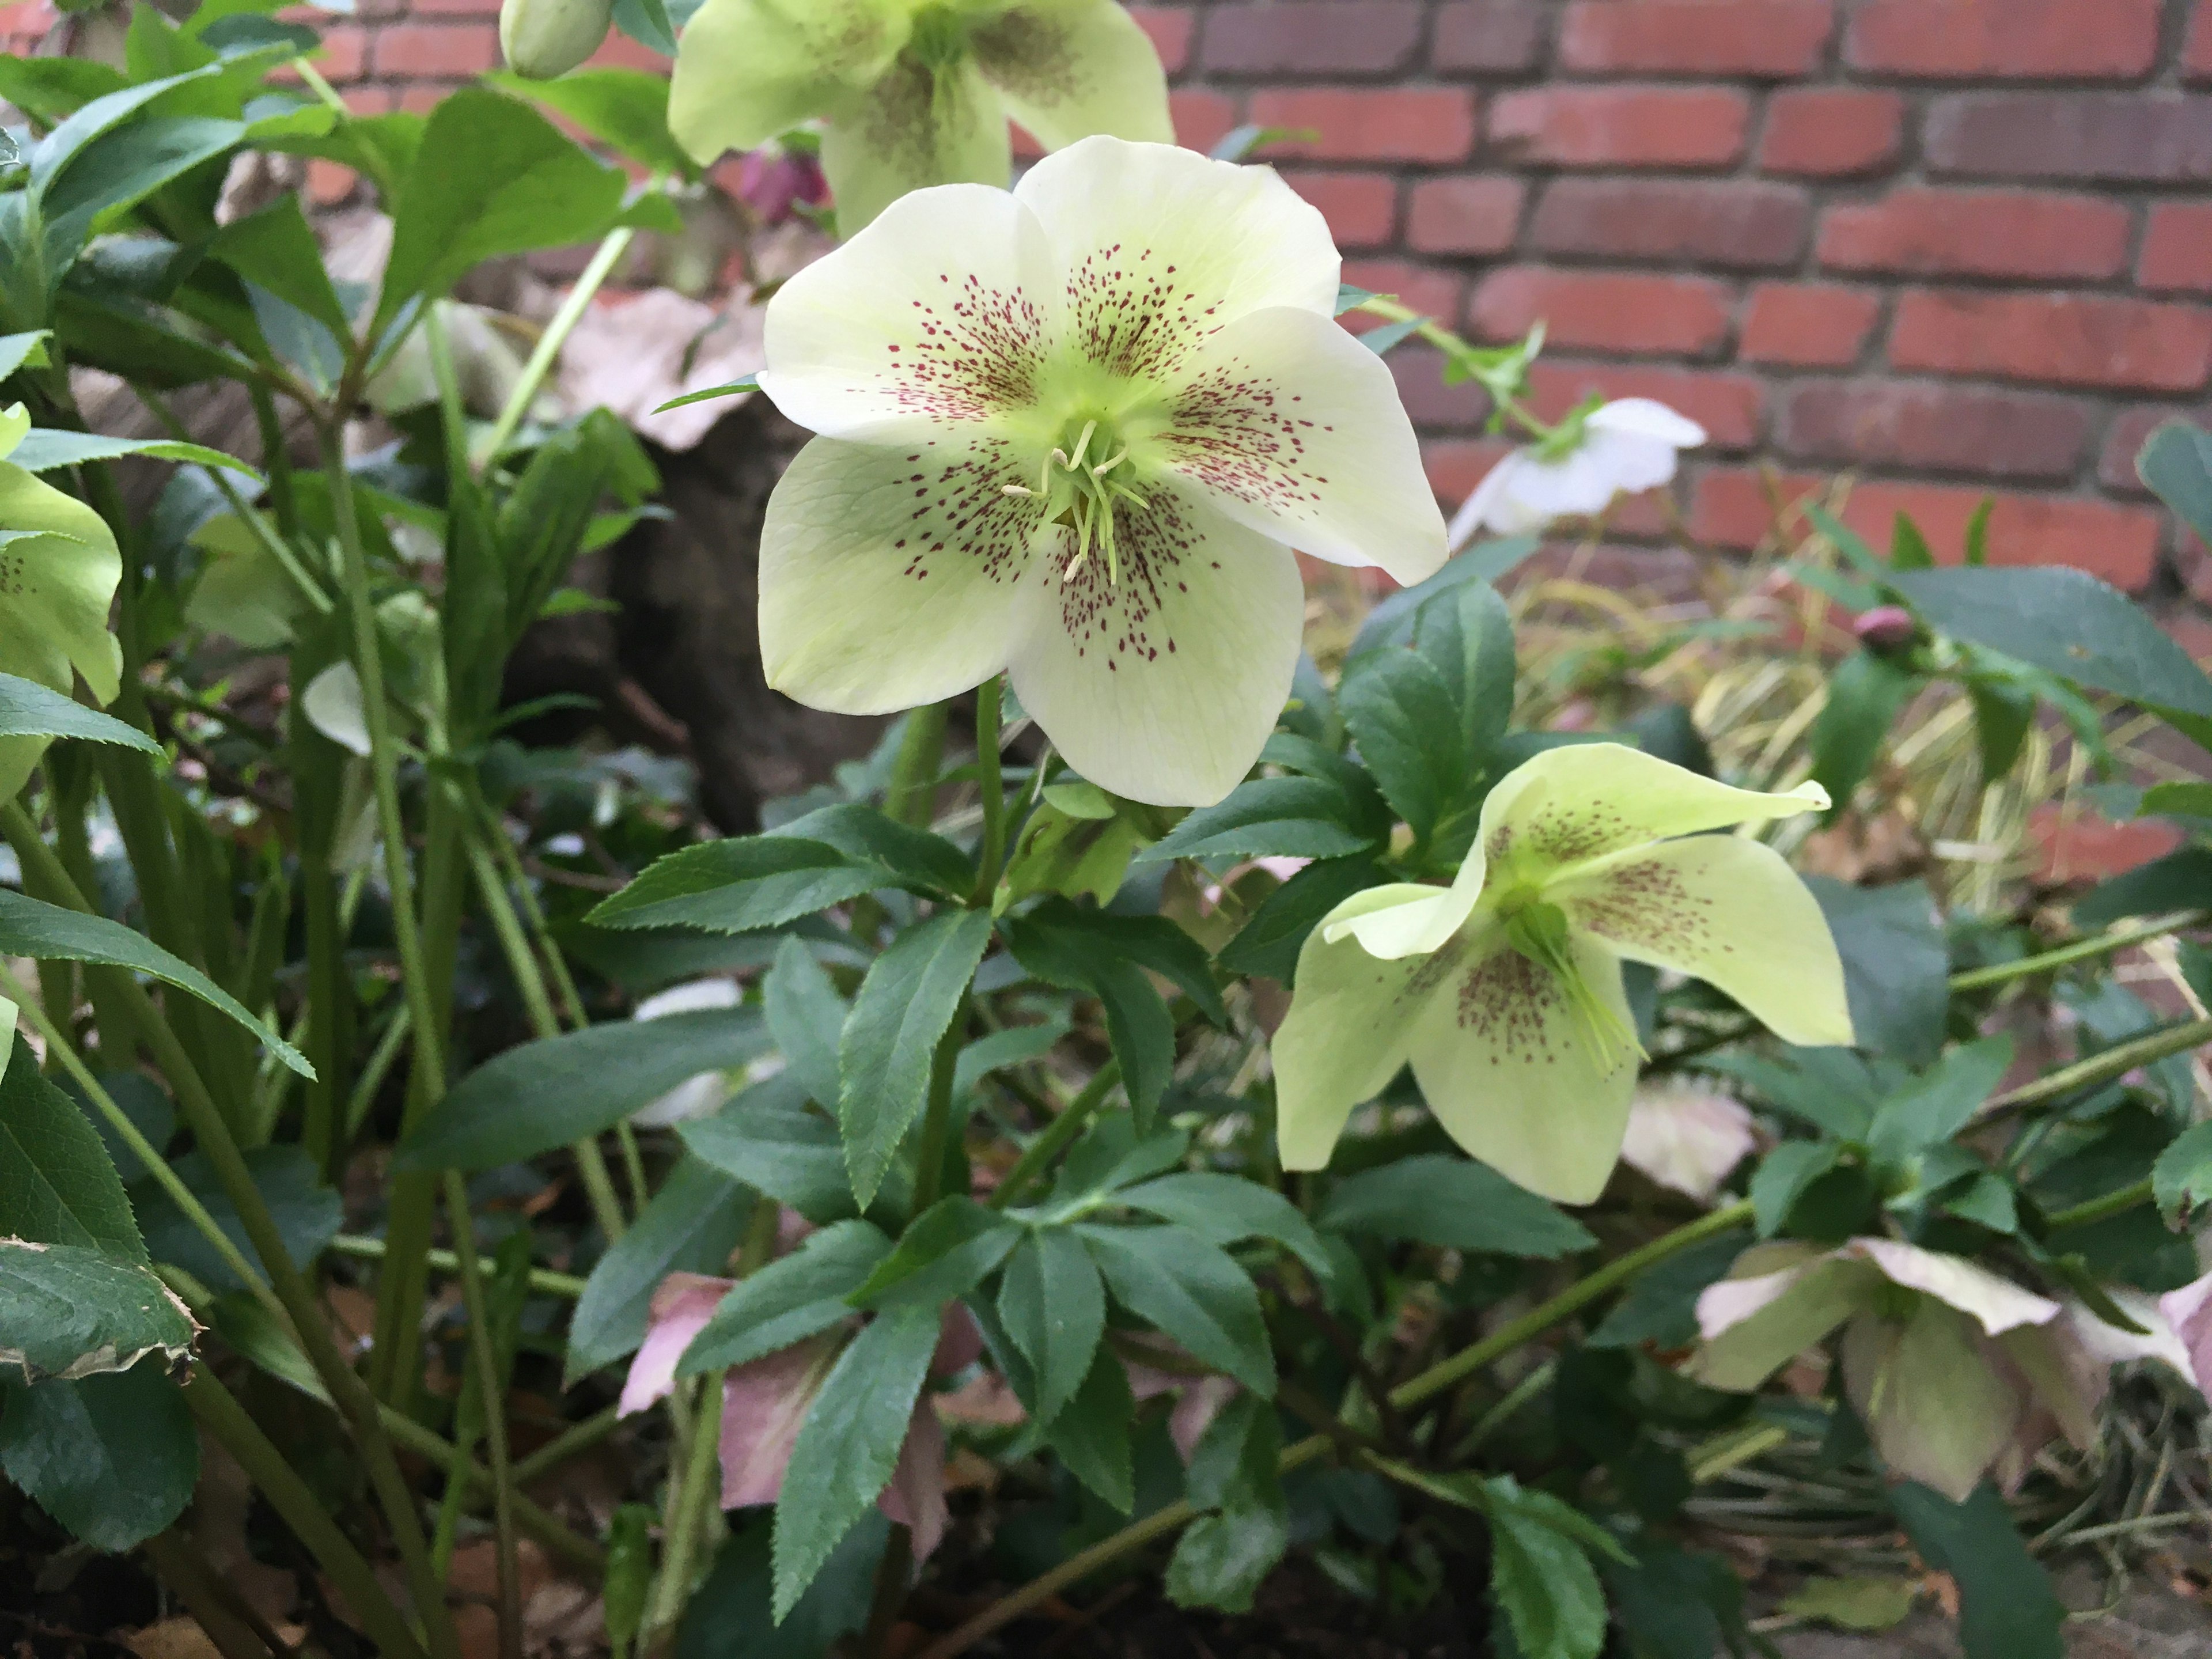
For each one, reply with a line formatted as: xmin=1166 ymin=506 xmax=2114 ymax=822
xmin=1529 ymin=178 xmax=1808 ymax=270
xmin=585 ymin=30 xmax=667 ymax=69
xmin=408 ymin=0 xmax=497 ymax=13
xmin=1692 ymin=474 xmax=2164 ymax=589
xmin=1557 ymin=1 xmax=1832 ymax=78
xmin=1128 ymin=6 xmax=1195 ymax=75
xmin=1528 ymin=362 xmax=1764 ymax=451
xmin=1248 ymin=88 xmax=1478 ymax=163
xmin=1774 ymin=381 xmax=2090 ymax=482
xmin=1514 ymin=543 xmax=1706 ymax=601
xmin=342 ymin=86 xmax=395 ymax=116
xmin=2099 ymin=404 xmax=2212 ymax=494
xmin=1343 ymin=259 xmax=1464 ymax=330
xmin=1406 ymin=175 xmax=1525 ymax=256
xmin=372 ymin=22 xmax=498 ymax=77
xmin=1202 ymin=2 xmax=1424 ymax=76
xmin=1924 ymin=94 xmax=2212 ymax=184
xmin=1433 ymin=1 xmax=1546 ymax=73
xmin=1391 ymin=347 xmax=1492 ymax=427
xmin=2191 ymin=2 xmax=2212 ymax=84
xmin=1425 ymin=436 xmax=1516 ymax=503
xmin=308 ymin=21 xmax=365 ymax=80
xmin=1759 ymin=88 xmax=1904 ymax=177
xmin=1283 ymin=170 xmax=1398 ymax=251
xmin=397 ymin=83 xmax=454 ymax=113
xmin=2141 ymin=203 xmax=2212 ymax=296
xmin=1890 ymin=290 xmax=2212 ymax=393
xmin=1847 ymin=0 xmax=2160 ymax=81
xmin=1739 ymin=282 xmax=1881 ymax=367
xmin=1472 ymin=267 xmax=1734 ymax=357
xmin=1817 ymin=188 xmax=2131 ymax=282
xmin=1488 ymin=87 xmax=1750 ymax=169
xmin=1170 ymin=89 xmax=1239 ymax=154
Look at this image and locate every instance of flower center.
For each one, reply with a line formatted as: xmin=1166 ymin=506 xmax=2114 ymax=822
xmin=907 ymin=4 xmax=970 ymax=68
xmin=1497 ymin=892 xmax=1645 ymax=1072
xmin=1005 ymin=413 xmax=1152 ymax=586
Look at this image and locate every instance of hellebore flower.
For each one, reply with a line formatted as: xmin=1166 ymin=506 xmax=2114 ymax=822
xmin=1619 ymin=1081 xmax=1757 ymax=1205
xmin=670 ymin=0 xmax=1174 ymax=234
xmin=1688 ymin=1238 xmax=2202 ymax=1502
xmin=0 ymin=404 xmax=123 ymax=801
xmin=1446 ymin=399 xmax=1706 ymax=548
xmin=753 ymin=137 xmax=1447 ymax=806
xmin=1272 ymin=744 xmax=1850 ymax=1203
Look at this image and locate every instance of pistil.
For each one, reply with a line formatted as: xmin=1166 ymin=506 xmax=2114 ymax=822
xmin=1003 ymin=416 xmax=1149 ymax=586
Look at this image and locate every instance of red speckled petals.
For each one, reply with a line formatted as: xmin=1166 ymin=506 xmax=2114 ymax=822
xmin=758 ymin=180 xmax=1059 ymax=443
xmin=1005 ymin=483 xmax=1302 ymax=808
xmin=759 ymin=434 xmax=1043 ymax=715
xmin=1552 ymin=836 xmax=1854 ymax=1050
xmin=1404 ymin=931 xmax=1638 ymax=1206
xmin=1155 ymin=305 xmax=1446 ymax=583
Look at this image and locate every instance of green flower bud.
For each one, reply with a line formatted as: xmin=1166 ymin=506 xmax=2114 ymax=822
xmin=498 ymin=0 xmax=612 ymax=80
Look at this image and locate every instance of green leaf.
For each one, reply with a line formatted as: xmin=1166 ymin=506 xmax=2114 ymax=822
xmin=588 ymin=838 xmax=895 ymax=935
xmin=1804 ymin=877 xmax=1948 ymax=1067
xmin=1889 ymin=513 xmax=1934 ymax=573
xmin=1339 ymin=646 xmax=1460 ymax=844
xmin=1167 ymin=1396 xmax=1288 ymax=1612
xmin=0 ymin=1241 xmax=192 ymax=1384
xmin=1010 ymin=900 xmax=1226 ymax=1024
xmin=2137 ymin=420 xmax=2212 ymax=547
xmin=2073 ymin=846 xmax=2212 ymax=930
xmin=1078 ymin=1224 xmax=1275 ymax=1395
xmin=486 ymin=67 xmax=692 ymax=179
xmin=1808 ymin=649 xmax=1920 ymax=817
xmin=763 ymin=935 xmax=847 ymax=1109
xmin=1320 ymin=1155 xmax=1594 ymax=1257
xmin=1139 ymin=776 xmax=1381 ymax=863
xmin=676 ymin=1514 xmax=885 ymax=1659
xmin=0 ymin=1365 xmax=198 ymax=1550
xmin=1218 ymin=857 xmax=1385 ymax=984
xmin=1866 ymin=1037 xmax=2013 ymax=1164
xmin=1781 ymin=1575 xmax=1920 ymax=1633
xmin=1749 ymin=1142 xmax=1845 ymax=1238
xmin=207 ymin=194 xmax=349 ymax=339
xmin=1699 ymin=1050 xmax=1880 ymax=1141
xmin=1484 ymin=1475 xmax=1612 ymax=1659
xmin=1887 ymin=1482 xmax=2062 ymax=1659
xmin=397 ymin=1006 xmax=767 ymax=1171
xmin=41 ymin=115 xmax=247 ymax=262
xmin=652 ymin=376 xmax=761 ymax=414
xmin=770 ymin=805 xmax=974 ymax=898
xmin=0 ymin=331 xmax=51 ymax=381
xmin=0 ymin=671 xmax=159 ymax=751
xmin=566 ymin=1156 xmax=751 ymax=1382
xmin=1044 ymin=1117 xmax=1191 ymax=1211
xmin=772 ymin=1304 xmax=937 ymax=1620
xmin=0 ymin=1059 xmax=143 ymax=1262
xmin=132 ymin=1146 xmax=340 ymax=1294
xmin=2153 ymin=1119 xmax=2212 ymax=1225
xmin=65 ymin=1073 xmax=173 ymax=1187
xmin=997 ymin=1226 xmax=1104 ymax=1426
xmin=0 ymin=890 xmax=310 ymax=1077
xmin=1040 ymin=1345 xmax=1134 ymax=1510
xmin=1587 ymin=1230 xmax=1750 ymax=1350
xmin=1347 ymin=538 xmax=1539 ymax=661
xmin=377 ymin=87 xmax=627 ymax=331
xmin=7 ymin=428 xmax=259 ymax=478
xmin=679 ymin=1074 xmax=874 ymax=1225
xmin=1118 ymin=1172 xmax=1335 ymax=1286
xmin=846 ymin=1196 xmax=1018 ymax=1312
xmin=838 ymin=910 xmax=993 ymax=1209
xmin=0 ymin=59 xmax=125 ymax=127
xmin=678 ymin=1220 xmax=887 ymax=1377
xmin=1966 ymin=675 xmax=2036 ymax=783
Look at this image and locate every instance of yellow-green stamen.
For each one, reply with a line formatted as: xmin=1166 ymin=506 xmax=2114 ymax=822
xmin=1004 ymin=414 xmax=1149 ymax=586
xmin=1501 ymin=896 xmax=1646 ymax=1071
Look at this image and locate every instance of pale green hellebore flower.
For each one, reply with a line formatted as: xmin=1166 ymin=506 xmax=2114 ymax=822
xmin=1273 ymin=744 xmax=1851 ymax=1203
xmin=752 ymin=137 xmax=1448 ymax=807
xmin=0 ymin=403 xmax=123 ymax=800
xmin=1688 ymin=1237 xmax=2195 ymax=1502
xmin=669 ymin=0 xmax=1173 ymax=235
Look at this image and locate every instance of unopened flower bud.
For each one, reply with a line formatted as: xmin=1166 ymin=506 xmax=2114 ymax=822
xmin=1855 ymin=605 xmax=1917 ymax=652
xmin=498 ymin=0 xmax=611 ymax=80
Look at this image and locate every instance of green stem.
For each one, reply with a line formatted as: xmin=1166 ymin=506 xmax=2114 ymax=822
xmin=2045 ymin=1178 xmax=2155 ymax=1233
xmin=646 ymin=1375 xmax=725 ymax=1639
xmin=988 ymin=1060 xmax=1121 ymax=1211
xmin=373 ymin=1409 xmax=607 ymax=1575
xmin=886 ymin=704 xmax=949 ymax=830
xmin=344 ymin=1000 xmax=411 ymax=1139
xmin=972 ymin=676 xmax=1007 ymax=904
xmin=479 ymin=210 xmax=646 ymax=467
xmin=1984 ymin=1017 xmax=2212 ymax=1124
xmin=442 ymin=1171 xmax=522 ymax=1659
xmin=911 ymin=1017 xmax=964 ymax=1216
xmin=329 ymin=1232 xmax=588 ymax=1298
xmin=510 ymin=1405 xmax=623 ymax=1487
xmin=1949 ymin=912 xmax=2206 ymax=992
xmin=913 ymin=1199 xmax=1755 ymax=1659
xmin=141 ymin=1531 xmax=282 ymax=1659
xmin=183 ymin=1372 xmax=430 ymax=1659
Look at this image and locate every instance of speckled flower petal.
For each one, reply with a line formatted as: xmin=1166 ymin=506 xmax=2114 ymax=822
xmin=669 ymin=0 xmax=908 ymax=165
xmin=1550 ymin=834 xmax=1853 ymax=1050
xmin=1273 ymin=888 xmax=1460 ymax=1172
xmin=758 ymin=180 xmax=1058 ymax=444
xmin=1156 ymin=303 xmax=1446 ymax=582
xmin=1005 ymin=484 xmax=1302 ymax=806
xmin=1476 ymin=743 xmax=1829 ymax=888
xmin=1403 ymin=930 xmax=1639 ymax=1205
xmin=759 ymin=434 xmax=1041 ymax=714
xmin=971 ymin=0 xmax=1173 ymax=151
xmin=820 ymin=52 xmax=1014 ymax=236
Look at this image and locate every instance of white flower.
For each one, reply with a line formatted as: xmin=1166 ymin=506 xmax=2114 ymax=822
xmin=1448 ymin=398 xmax=1706 ymax=549
xmin=1620 ymin=1082 xmax=1757 ymax=1204
xmin=752 ymin=137 xmax=1447 ymax=807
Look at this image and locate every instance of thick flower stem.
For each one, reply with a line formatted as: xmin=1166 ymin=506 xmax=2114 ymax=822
xmin=913 ymin=1199 xmax=1755 ymax=1659
xmin=972 ymin=676 xmax=1008 ymax=903
xmin=1949 ymin=911 xmax=2207 ymax=992
xmin=2044 ymin=1177 xmax=2154 ymax=1233
xmin=1983 ymin=1016 xmax=2212 ymax=1124
xmin=329 ymin=1232 xmax=589 ymax=1298
xmin=647 ymin=1375 xmax=727 ymax=1641
xmin=888 ymin=703 xmax=950 ymax=829
xmin=141 ymin=1531 xmax=282 ymax=1659
xmin=987 ymin=1059 xmax=1123 ymax=1210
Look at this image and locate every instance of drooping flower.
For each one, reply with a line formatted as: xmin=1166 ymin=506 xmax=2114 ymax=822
xmin=2160 ymin=1268 xmax=2212 ymax=1397
xmin=670 ymin=0 xmax=1174 ymax=236
xmin=0 ymin=404 xmax=123 ymax=801
xmin=1689 ymin=1238 xmax=2202 ymax=1501
xmin=1446 ymin=399 xmax=1706 ymax=548
xmin=752 ymin=137 xmax=1447 ymax=806
xmin=1272 ymin=744 xmax=1850 ymax=1203
xmin=1619 ymin=1081 xmax=1757 ymax=1205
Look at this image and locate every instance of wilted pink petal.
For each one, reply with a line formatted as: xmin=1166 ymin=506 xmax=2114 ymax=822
xmin=735 ymin=146 xmax=828 ymax=226
xmin=1620 ymin=1084 xmax=1756 ymax=1203
xmin=618 ymin=1272 xmax=733 ymax=1417
xmin=1169 ymin=1376 xmax=1240 ymax=1461
xmin=878 ymin=1401 xmax=950 ymax=1563
xmin=1847 ymin=1238 xmax=2061 ymax=1335
xmin=719 ymin=1334 xmax=843 ymax=1509
xmin=774 ymin=1206 xmax=816 ymax=1257
xmin=933 ymin=1304 xmax=985 ymax=1378
xmin=2158 ymin=1270 xmax=2212 ymax=1399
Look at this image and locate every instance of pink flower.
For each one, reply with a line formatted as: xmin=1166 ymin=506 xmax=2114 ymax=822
xmin=1854 ymin=606 xmax=1918 ymax=652
xmin=734 ymin=146 xmax=828 ymax=228
xmin=1123 ymin=1337 xmax=1240 ymax=1460
xmin=2158 ymin=1270 xmax=2212 ymax=1397
xmin=1620 ymin=1082 xmax=1756 ymax=1204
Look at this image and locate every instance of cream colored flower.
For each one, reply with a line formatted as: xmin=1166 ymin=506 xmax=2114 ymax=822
xmin=1448 ymin=399 xmax=1705 ymax=548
